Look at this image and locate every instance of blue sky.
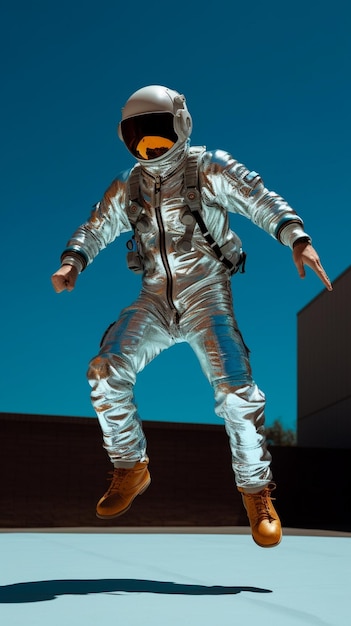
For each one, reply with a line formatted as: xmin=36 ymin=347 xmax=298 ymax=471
xmin=1 ymin=0 xmax=350 ymax=432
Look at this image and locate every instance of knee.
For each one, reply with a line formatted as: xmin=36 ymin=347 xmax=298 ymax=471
xmin=217 ymin=381 xmax=265 ymax=400
xmin=214 ymin=382 xmax=266 ymax=416
xmin=88 ymin=355 xmax=111 ymax=382
xmin=87 ymin=353 xmax=134 ymax=386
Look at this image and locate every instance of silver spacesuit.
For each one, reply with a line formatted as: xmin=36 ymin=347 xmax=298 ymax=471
xmin=60 ymin=85 xmax=310 ymax=492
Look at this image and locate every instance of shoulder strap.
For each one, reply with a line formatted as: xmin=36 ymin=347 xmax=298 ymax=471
xmin=185 ymin=147 xmax=238 ymax=273
xmin=184 ymin=146 xmax=206 ymax=190
xmin=126 ymin=163 xmax=144 ymax=225
xmin=124 ymin=164 xmax=145 ymax=273
xmin=128 ymin=163 xmax=141 ymax=203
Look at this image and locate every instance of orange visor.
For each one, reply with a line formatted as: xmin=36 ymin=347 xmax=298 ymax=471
xmin=136 ymin=136 xmax=175 ymax=160
xmin=121 ymin=112 xmax=178 ymax=160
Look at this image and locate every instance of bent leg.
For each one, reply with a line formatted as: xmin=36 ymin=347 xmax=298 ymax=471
xmin=184 ymin=280 xmax=272 ymax=491
xmin=87 ymin=301 xmax=174 ymax=466
xmin=215 ymin=381 xmax=272 ymax=490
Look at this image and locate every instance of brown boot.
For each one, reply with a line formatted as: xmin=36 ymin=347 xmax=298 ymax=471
xmin=238 ymin=484 xmax=282 ymax=548
xmin=96 ymin=461 xmax=151 ymax=519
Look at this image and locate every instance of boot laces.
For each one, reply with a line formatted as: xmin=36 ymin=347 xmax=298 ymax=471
xmin=246 ymin=487 xmax=276 ymax=522
xmin=105 ymin=468 xmax=128 ymax=494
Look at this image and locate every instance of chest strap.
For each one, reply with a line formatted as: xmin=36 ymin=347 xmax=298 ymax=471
xmin=184 ymin=147 xmax=245 ymax=274
xmin=126 ymin=147 xmax=246 ymax=275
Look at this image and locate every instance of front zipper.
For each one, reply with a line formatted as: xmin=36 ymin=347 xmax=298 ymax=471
xmin=154 ymin=175 xmax=179 ymax=325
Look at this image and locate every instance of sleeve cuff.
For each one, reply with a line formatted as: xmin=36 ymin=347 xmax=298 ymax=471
xmin=278 ymin=222 xmax=312 ymax=249
xmin=60 ymin=252 xmax=86 ymax=273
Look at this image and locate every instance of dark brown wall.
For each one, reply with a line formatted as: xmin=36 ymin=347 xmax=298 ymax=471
xmin=297 ymin=266 xmax=351 ymax=447
xmin=1 ymin=413 xmax=350 ymax=531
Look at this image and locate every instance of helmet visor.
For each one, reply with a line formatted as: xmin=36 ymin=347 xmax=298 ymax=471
xmin=121 ymin=112 xmax=178 ymax=160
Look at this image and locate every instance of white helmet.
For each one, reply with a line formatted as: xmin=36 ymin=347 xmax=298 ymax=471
xmin=118 ymin=85 xmax=192 ymax=163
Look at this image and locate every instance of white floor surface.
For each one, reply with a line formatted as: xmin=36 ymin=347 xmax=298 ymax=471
xmin=0 ymin=529 xmax=350 ymax=626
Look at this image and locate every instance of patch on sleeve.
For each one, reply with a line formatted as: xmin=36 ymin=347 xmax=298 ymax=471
xmin=240 ymin=171 xmax=262 ymax=197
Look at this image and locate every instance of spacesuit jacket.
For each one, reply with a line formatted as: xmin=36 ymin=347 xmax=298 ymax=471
xmin=61 ymin=145 xmax=308 ymax=309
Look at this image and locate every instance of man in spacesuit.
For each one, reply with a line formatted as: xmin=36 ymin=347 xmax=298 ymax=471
xmin=52 ymin=85 xmax=332 ymax=548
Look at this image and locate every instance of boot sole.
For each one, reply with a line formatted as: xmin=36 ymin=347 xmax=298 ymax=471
xmin=96 ymin=477 xmax=151 ymax=520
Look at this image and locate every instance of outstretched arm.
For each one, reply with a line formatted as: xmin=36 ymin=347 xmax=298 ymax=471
xmin=51 ymin=173 xmax=133 ymax=294
xmin=292 ymin=240 xmax=332 ymax=291
xmin=51 ymin=264 xmax=79 ymax=293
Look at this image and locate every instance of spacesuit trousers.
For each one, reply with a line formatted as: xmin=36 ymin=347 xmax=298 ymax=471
xmin=87 ymin=278 xmax=272 ymax=490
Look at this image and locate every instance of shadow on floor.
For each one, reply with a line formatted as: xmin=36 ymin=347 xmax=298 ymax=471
xmin=0 ymin=578 xmax=273 ymax=603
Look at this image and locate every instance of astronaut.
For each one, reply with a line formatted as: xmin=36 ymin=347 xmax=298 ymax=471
xmin=52 ymin=85 xmax=332 ymax=548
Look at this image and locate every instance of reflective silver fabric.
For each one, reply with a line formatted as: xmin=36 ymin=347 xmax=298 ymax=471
xmin=87 ymin=279 xmax=272 ymax=489
xmin=63 ymin=145 xmax=309 ymax=489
